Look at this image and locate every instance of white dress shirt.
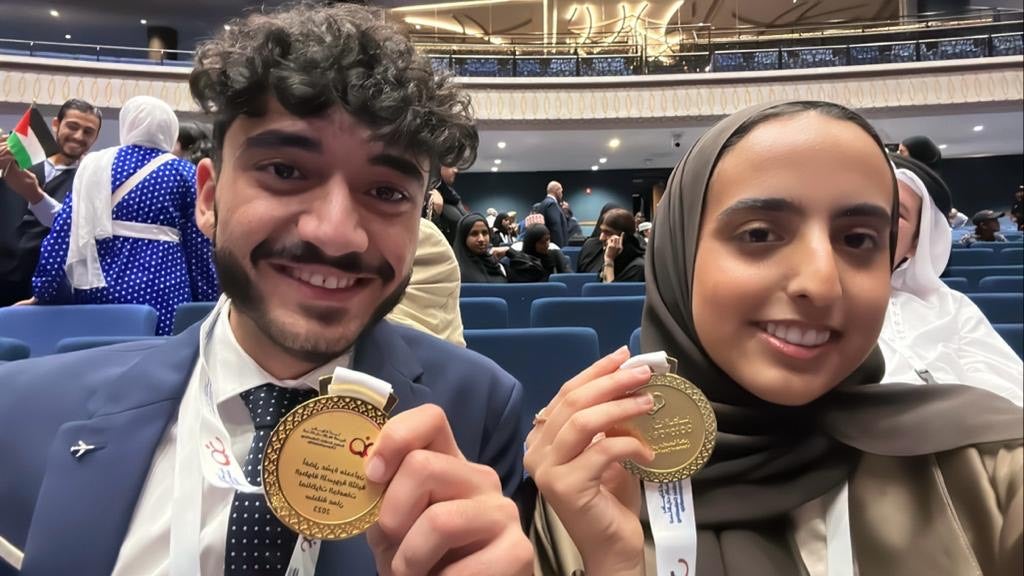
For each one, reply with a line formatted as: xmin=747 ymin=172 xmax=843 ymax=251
xmin=111 ymin=299 xmax=351 ymax=575
xmin=28 ymin=158 xmax=78 ymax=227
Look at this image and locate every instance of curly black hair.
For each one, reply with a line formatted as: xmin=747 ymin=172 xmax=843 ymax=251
xmin=189 ymin=1 xmax=478 ymax=180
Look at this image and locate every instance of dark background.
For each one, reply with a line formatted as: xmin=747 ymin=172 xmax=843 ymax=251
xmin=456 ymin=154 xmax=1023 ymax=232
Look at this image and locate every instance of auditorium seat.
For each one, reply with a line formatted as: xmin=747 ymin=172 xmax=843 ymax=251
xmin=968 ymin=293 xmax=1024 ymax=324
xmin=0 ymin=337 xmax=30 ymax=362
xmin=55 ymin=336 xmax=170 ymax=354
xmin=560 ymin=246 xmax=582 ymax=271
xmin=977 ymin=276 xmax=1024 ymax=293
xmin=940 ymin=277 xmax=970 ymax=292
xmin=464 ymin=327 xmax=600 ymax=434
xmin=549 ymin=273 xmax=600 ymax=296
xmin=993 ymin=324 xmax=1024 ymax=359
xmin=581 ymin=282 xmax=645 ymax=297
xmin=942 ymin=266 xmax=1024 ymax=289
xmin=629 ymin=327 xmax=642 ymax=355
xmin=947 ymin=248 xmax=997 ymax=267
xmin=172 ymin=301 xmax=217 ymax=335
xmin=460 ymin=283 xmax=569 ymax=328
xmin=999 ymin=247 xmax=1023 ymax=265
xmin=531 ymin=296 xmax=644 ymax=356
xmin=0 ymin=304 xmax=158 ymax=356
xmin=459 ymin=297 xmax=509 ymax=329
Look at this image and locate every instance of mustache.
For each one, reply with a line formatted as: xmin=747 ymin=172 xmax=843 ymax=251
xmin=251 ymin=240 xmax=396 ymax=283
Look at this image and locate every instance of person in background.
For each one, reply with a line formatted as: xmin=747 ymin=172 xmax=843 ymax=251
xmin=173 ymin=120 xmax=213 ymax=165
xmin=959 ymin=210 xmax=1008 ymax=246
xmin=562 ymin=200 xmax=583 ymax=242
xmin=387 ymin=217 xmax=467 ymax=346
xmin=485 ymin=207 xmax=498 ymax=228
xmin=29 ymin=96 xmax=219 ymax=335
xmin=948 ymin=207 xmax=970 ymax=229
xmin=1012 ymin=185 xmax=1024 ymax=231
xmin=637 ymin=220 xmax=652 ymax=248
xmin=0 ymin=99 xmax=102 ymax=306
xmin=576 ymin=202 xmax=620 ymax=274
xmin=491 ymin=211 xmax=516 ymax=246
xmin=598 ymin=208 xmax=645 ymax=283
xmin=538 ymin=181 xmax=569 ymax=248
xmin=454 ymin=213 xmax=508 ymax=284
xmin=899 ymin=134 xmax=942 ymax=167
xmin=428 ymin=164 xmax=466 ymax=245
xmin=634 ymin=211 xmax=647 ymax=229
xmin=527 ymin=101 xmax=1022 ymax=576
xmin=881 ymin=154 xmax=1021 ymax=405
xmin=508 ymin=223 xmax=567 ymax=282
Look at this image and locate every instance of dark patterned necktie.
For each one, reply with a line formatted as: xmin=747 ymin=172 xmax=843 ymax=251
xmin=225 ymin=383 xmax=317 ymax=576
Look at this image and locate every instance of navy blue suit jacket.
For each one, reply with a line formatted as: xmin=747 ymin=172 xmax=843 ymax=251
xmin=0 ymin=320 xmax=524 ymax=576
xmin=537 ymin=196 xmax=569 ymax=249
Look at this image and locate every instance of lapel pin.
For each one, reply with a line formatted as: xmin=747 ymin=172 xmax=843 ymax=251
xmin=70 ymin=440 xmax=98 ymax=459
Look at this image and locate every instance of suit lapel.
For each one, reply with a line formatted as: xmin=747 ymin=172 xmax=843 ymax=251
xmin=19 ymin=327 xmax=200 ymax=576
xmin=41 ymin=167 xmax=76 ymax=203
xmin=316 ymin=321 xmax=430 ymax=574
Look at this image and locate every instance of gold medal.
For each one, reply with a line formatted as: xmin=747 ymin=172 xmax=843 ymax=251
xmin=262 ymin=375 xmax=396 ymax=540
xmin=622 ymin=362 xmax=716 ymax=483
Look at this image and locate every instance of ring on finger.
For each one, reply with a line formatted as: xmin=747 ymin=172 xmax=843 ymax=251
xmin=532 ymin=409 xmax=548 ymax=426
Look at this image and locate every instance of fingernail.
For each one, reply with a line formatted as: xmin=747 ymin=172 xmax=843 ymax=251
xmin=615 ymin=345 xmax=629 ymax=356
xmin=635 ymin=393 xmax=654 ymax=408
xmin=365 ymin=456 xmax=386 ymax=483
xmin=632 ymin=365 xmax=651 ymax=377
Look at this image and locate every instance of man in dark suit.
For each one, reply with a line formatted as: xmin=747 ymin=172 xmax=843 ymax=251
xmin=0 ymin=99 xmax=102 ymax=305
xmin=0 ymin=5 xmax=532 ymax=576
xmin=538 ymin=180 xmax=569 ymax=247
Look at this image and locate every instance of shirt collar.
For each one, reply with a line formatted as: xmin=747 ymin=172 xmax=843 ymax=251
xmin=205 ymin=296 xmax=353 ymax=405
xmin=45 ymin=157 xmax=79 ymax=171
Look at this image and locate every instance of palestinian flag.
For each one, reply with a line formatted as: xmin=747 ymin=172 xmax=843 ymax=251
xmin=6 ymin=107 xmax=58 ymax=169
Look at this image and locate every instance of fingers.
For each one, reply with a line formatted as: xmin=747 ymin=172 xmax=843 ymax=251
xmin=365 ymin=404 xmax=462 ymax=485
xmin=389 ymin=497 xmax=525 ymax=576
xmin=548 ymin=346 xmax=631 ymax=409
xmin=376 ymin=450 xmax=500 ymax=541
xmin=540 ymin=436 xmax=652 ymax=497
xmin=436 ymin=527 xmax=534 ymax=576
xmin=541 ymin=364 xmax=651 ymax=449
xmin=547 ymin=395 xmax=654 ymax=465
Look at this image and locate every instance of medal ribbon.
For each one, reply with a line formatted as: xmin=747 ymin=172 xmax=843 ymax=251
xmin=620 ymin=352 xmax=699 ymax=576
xmin=170 ymin=296 xmax=393 ymax=576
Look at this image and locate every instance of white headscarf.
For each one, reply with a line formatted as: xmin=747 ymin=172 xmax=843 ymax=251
xmin=890 ymin=168 xmax=951 ymax=299
xmin=65 ymin=96 xmax=179 ymax=289
xmin=881 ymin=167 xmax=1023 ymax=405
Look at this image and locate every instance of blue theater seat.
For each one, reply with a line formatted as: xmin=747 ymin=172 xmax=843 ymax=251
xmin=459 ymin=297 xmax=509 ymax=329
xmin=993 ymin=324 xmax=1024 ymax=359
xmin=460 ymin=283 xmax=569 ymax=328
xmin=172 ymin=301 xmax=217 ymax=335
xmin=629 ymin=327 xmax=642 ymax=355
xmin=0 ymin=304 xmax=158 ymax=356
xmin=560 ymin=247 xmax=582 ymax=271
xmin=947 ymin=248 xmax=997 ymax=267
xmin=464 ymin=327 xmax=600 ymax=434
xmin=531 ymin=296 xmax=644 ymax=356
xmin=940 ymin=277 xmax=970 ymax=292
xmin=942 ymin=266 xmax=1024 ymax=289
xmin=549 ymin=273 xmax=600 ymax=296
xmin=977 ymin=276 xmax=1024 ymax=293
xmin=968 ymin=293 xmax=1024 ymax=324
xmin=55 ymin=336 xmax=170 ymax=354
xmin=581 ymin=282 xmax=645 ymax=297
xmin=0 ymin=337 xmax=30 ymax=362
xmin=999 ymin=247 xmax=1023 ymax=265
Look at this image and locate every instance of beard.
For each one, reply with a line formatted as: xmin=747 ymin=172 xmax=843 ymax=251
xmin=214 ymin=235 xmax=409 ymax=367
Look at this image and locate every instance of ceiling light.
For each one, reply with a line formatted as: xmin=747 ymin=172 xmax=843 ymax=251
xmin=415 ymin=24 xmax=422 ymax=29
xmin=140 ymin=19 xmax=148 ymax=25
xmin=973 ymin=125 xmax=984 ymax=132
xmin=591 ymin=165 xmax=599 ymax=171
xmin=64 ymin=34 xmax=71 ymax=40
xmin=497 ymin=141 xmax=507 ymax=149
xmin=493 ymin=159 xmax=502 ymax=165
xmin=939 ymin=144 xmax=948 ymax=149
xmin=223 ymin=24 xmax=231 ymax=31
xmin=49 ymin=9 xmax=60 ymax=17
xmin=608 ymin=138 xmax=621 ymax=149
xmin=490 ymin=166 xmax=499 ymax=172
xmin=598 ymin=157 xmax=607 ymax=164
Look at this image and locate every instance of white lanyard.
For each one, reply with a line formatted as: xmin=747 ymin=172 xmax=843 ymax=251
xmin=168 ymin=298 xmax=391 ymax=576
xmin=619 ymin=353 xmax=699 ymax=576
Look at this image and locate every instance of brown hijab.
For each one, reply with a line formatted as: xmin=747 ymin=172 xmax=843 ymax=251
xmin=642 ymin=101 xmax=1023 ymax=574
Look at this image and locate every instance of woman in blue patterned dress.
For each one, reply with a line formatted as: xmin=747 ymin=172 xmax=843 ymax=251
xmin=32 ymin=96 xmax=219 ymax=335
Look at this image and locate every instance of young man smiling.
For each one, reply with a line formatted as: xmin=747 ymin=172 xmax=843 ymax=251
xmin=0 ymin=4 xmax=531 ymax=576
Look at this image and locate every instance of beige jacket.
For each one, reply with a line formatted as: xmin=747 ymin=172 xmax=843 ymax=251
xmin=532 ymin=442 xmax=1023 ymax=576
xmin=387 ymin=219 xmax=465 ymax=346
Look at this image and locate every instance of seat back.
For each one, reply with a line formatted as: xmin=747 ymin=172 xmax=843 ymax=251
xmin=943 ymin=266 xmax=1024 ymax=289
xmin=967 ymin=293 xmax=1024 ymax=324
xmin=999 ymin=247 xmax=1023 ymax=265
xmin=0 ymin=304 xmax=158 ymax=356
xmin=947 ymin=248 xmax=997 ymax=267
xmin=940 ymin=277 xmax=969 ymax=292
xmin=464 ymin=327 xmax=600 ymax=434
xmin=56 ymin=336 xmax=170 ymax=354
xmin=0 ymin=337 xmax=30 ymax=362
xmin=581 ymin=282 xmax=646 ymax=297
xmin=172 ymin=301 xmax=217 ymax=335
xmin=460 ymin=283 xmax=569 ymax=328
xmin=549 ymin=273 xmax=600 ymax=296
xmin=977 ymin=276 xmax=1024 ymax=293
xmin=531 ymin=296 xmax=645 ymax=356
xmin=993 ymin=323 xmax=1024 ymax=359
xmin=459 ymin=297 xmax=509 ymax=329
xmin=560 ymin=246 xmax=582 ymax=271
